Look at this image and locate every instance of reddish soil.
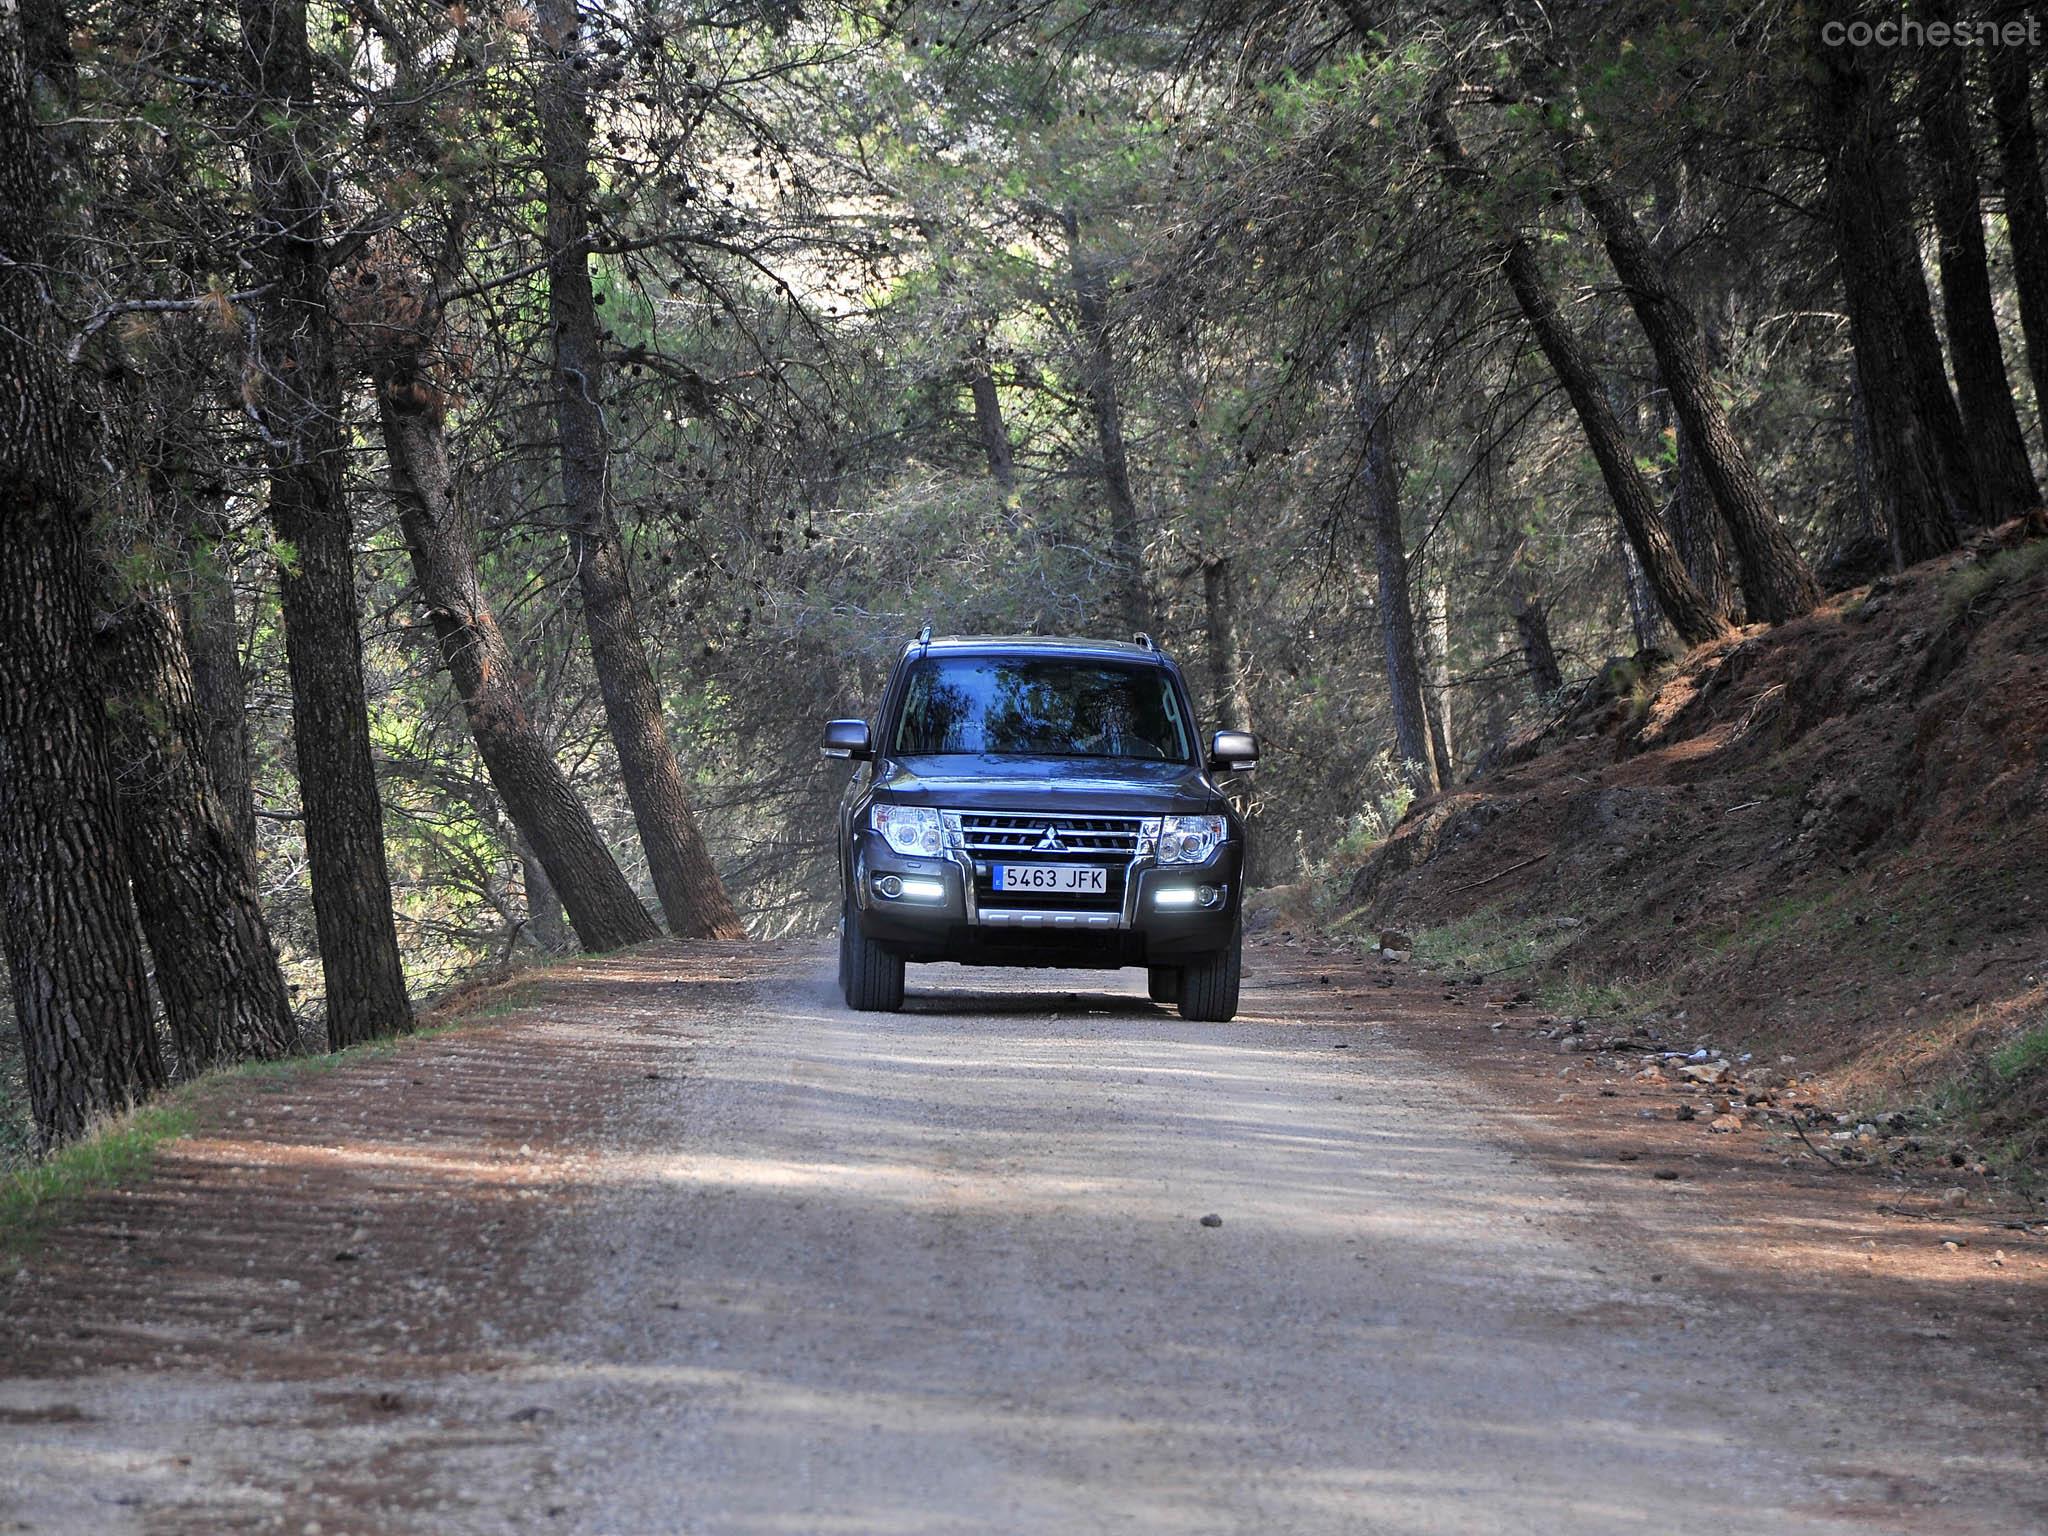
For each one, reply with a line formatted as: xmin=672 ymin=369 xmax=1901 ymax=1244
xmin=1347 ymin=516 xmax=2048 ymax=1142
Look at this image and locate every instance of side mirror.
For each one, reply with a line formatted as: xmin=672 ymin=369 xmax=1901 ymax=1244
xmin=821 ymin=719 xmax=873 ymax=760
xmin=1209 ymin=729 xmax=1259 ymax=772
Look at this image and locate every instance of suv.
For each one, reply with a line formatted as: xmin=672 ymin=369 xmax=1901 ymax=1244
xmin=822 ymin=631 xmax=1258 ymax=1021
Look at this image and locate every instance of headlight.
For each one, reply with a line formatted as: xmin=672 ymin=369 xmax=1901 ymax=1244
xmin=1158 ymin=813 xmax=1226 ymax=864
xmin=870 ymin=803 xmax=943 ymax=857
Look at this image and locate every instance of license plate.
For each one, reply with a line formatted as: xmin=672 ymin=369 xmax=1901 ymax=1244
xmin=993 ymin=863 xmax=1107 ymax=894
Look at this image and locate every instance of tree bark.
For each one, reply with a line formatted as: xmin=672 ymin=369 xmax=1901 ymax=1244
xmin=1650 ymin=177 xmax=1740 ymax=621
xmin=1811 ymin=5 xmax=1976 ymax=562
xmin=1669 ymin=409 xmax=1734 ymax=617
xmin=1427 ymin=94 xmax=1730 ymax=648
xmin=376 ymin=363 xmax=660 ymax=953
xmin=1351 ymin=342 xmax=1439 ymax=796
xmin=136 ymin=334 xmax=258 ymax=848
xmin=98 ymin=589 xmax=298 ymax=1072
xmin=1573 ymin=175 xmax=1821 ymax=621
xmin=1917 ymin=0 xmax=2037 ymax=520
xmin=1990 ymin=34 xmax=2048 ymax=445
xmin=1508 ymin=581 xmax=1564 ymax=701
xmin=1201 ymin=554 xmax=1253 ymax=731
xmin=1061 ymin=206 xmax=1148 ymax=634
xmin=536 ymin=0 xmax=742 ymax=940
xmin=236 ymin=0 xmax=411 ymax=1045
xmin=968 ymin=349 xmax=1015 ymax=490
xmin=1420 ymin=582 xmax=1455 ymax=785
xmin=0 ymin=5 xmax=166 ymax=1144
xmin=1846 ymin=352 xmax=1891 ymax=557
xmin=0 ymin=523 xmax=168 ymax=1147
xmin=175 ymin=498 xmax=258 ymax=849
xmin=1618 ymin=532 xmax=1661 ymax=653
xmin=517 ymin=829 xmax=571 ymax=953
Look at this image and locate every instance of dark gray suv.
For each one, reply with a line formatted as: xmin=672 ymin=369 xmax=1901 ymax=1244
xmin=822 ymin=632 xmax=1258 ymax=1021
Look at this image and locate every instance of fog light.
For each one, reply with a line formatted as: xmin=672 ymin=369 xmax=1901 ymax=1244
xmin=876 ymin=875 xmax=903 ymax=899
xmin=897 ymin=877 xmax=946 ymax=902
xmin=1154 ymin=887 xmax=1199 ymax=908
xmin=1197 ymin=885 xmax=1222 ymax=908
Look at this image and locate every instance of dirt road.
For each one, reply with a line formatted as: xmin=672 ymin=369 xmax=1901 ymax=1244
xmin=4 ymin=941 xmax=2044 ymax=1534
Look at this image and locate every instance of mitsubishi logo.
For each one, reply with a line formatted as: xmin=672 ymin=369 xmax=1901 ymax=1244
xmin=1033 ymin=824 xmax=1068 ymax=852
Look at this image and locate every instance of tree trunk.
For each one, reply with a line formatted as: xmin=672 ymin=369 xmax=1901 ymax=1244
xmin=0 ymin=521 xmax=168 ymax=1147
xmin=1663 ymin=391 xmax=1738 ymax=619
xmin=236 ymin=0 xmax=411 ymax=1046
xmin=1917 ymin=0 xmax=2037 ymax=520
xmin=1573 ymin=175 xmax=1819 ymax=621
xmin=1201 ymin=554 xmax=1253 ymax=731
xmin=1427 ymin=95 xmax=1730 ymax=648
xmin=377 ymin=369 xmax=660 ymax=953
xmin=1990 ymin=34 xmax=2048 ymax=446
xmin=517 ymin=830 xmax=571 ymax=953
xmin=1420 ymin=582 xmax=1455 ymax=785
xmin=0 ymin=6 xmax=165 ymax=1144
xmin=139 ymin=337 xmax=258 ymax=848
xmin=536 ymin=0 xmax=742 ymax=940
xmin=98 ymin=589 xmax=298 ymax=1072
xmin=1618 ymin=533 xmax=1660 ymax=652
xmin=1351 ymin=342 xmax=1439 ymax=796
xmin=1846 ymin=353 xmax=1890 ymax=557
xmin=1650 ymin=176 xmax=1740 ymax=621
xmin=175 ymin=498 xmax=258 ymax=849
xmin=1061 ymin=206 xmax=1148 ymax=634
xmin=1811 ymin=5 xmax=1976 ymax=561
xmin=1508 ymin=581 xmax=1564 ymax=701
xmin=968 ymin=350 xmax=1015 ymax=490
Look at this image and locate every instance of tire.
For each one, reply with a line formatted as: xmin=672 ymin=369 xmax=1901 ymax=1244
xmin=840 ymin=897 xmax=905 ymax=1012
xmin=836 ymin=901 xmax=854 ymax=1004
xmin=1146 ymin=966 xmax=1181 ymax=1004
xmin=1176 ymin=922 xmax=1241 ymax=1022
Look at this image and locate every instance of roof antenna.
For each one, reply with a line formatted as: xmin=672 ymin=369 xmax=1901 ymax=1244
xmin=1133 ymin=631 xmax=1156 ymax=651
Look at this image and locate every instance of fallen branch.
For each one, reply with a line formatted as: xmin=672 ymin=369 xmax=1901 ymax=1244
xmin=1786 ymin=1115 xmax=1853 ymax=1172
xmin=1446 ymin=851 xmax=1550 ymax=893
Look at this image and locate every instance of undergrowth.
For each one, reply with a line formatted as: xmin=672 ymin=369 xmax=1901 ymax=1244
xmin=1398 ymin=907 xmax=1656 ymax=1019
xmin=1970 ymin=1015 xmax=2048 ymax=1178
xmin=1941 ymin=537 xmax=2048 ymax=619
xmin=1408 ymin=905 xmax=1576 ymax=978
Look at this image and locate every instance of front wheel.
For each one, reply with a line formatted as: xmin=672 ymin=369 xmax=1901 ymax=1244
xmin=840 ymin=897 xmax=905 ymax=1012
xmin=1176 ymin=923 xmax=1241 ymax=1022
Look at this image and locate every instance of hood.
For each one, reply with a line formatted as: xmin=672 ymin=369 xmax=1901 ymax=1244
xmin=872 ymin=754 xmax=1220 ymax=814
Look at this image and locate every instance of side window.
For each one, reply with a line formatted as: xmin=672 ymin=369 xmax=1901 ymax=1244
xmin=891 ymin=662 xmax=930 ymax=753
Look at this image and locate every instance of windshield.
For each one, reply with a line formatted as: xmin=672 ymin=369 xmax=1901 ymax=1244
xmin=891 ymin=656 xmax=1193 ymax=762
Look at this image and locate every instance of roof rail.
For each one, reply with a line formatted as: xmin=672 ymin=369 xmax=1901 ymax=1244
xmin=1133 ymin=631 xmax=1157 ymax=651
xmin=917 ymin=622 xmax=933 ymax=646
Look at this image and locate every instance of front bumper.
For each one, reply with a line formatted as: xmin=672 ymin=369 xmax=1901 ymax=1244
xmin=851 ymin=827 xmax=1241 ymax=967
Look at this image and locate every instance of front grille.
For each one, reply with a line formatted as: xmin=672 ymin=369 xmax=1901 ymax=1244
xmin=953 ymin=811 xmax=1146 ymax=918
xmin=954 ymin=812 xmax=1148 ymax=857
xmin=974 ymin=864 xmax=1127 ymax=913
